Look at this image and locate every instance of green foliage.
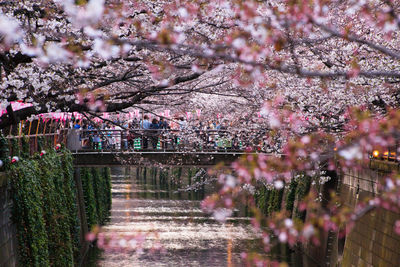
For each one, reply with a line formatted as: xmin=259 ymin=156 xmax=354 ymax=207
xmin=37 ymin=150 xmax=74 ymax=266
xmin=255 ymin=185 xmax=270 ymax=215
xmin=8 ymin=146 xmax=85 ymax=266
xmin=0 ymin=135 xmax=10 ymax=171
xmin=285 ymin=179 xmax=298 ymax=217
xmin=255 ymin=185 xmax=282 ymax=216
xmin=20 ymin=136 xmax=30 ymax=158
xmin=6 ymin=138 xmax=112 ymax=266
xmin=255 ymin=174 xmax=310 ymax=220
xmin=275 ymin=188 xmax=284 ymax=211
xmin=267 ymin=189 xmax=277 ymax=215
xmin=10 ymin=138 xmax=19 ymax=157
xmin=37 ymin=136 xmax=48 ymax=151
xmin=81 ymin=168 xmax=98 ymax=229
xmin=295 ymin=174 xmax=312 ymax=221
xmin=60 ymin=149 xmax=81 ymax=264
xmin=91 ymin=167 xmax=111 ymax=225
xmin=102 ymin=167 xmax=112 ymax=212
xmin=9 ymin=159 xmax=50 ymax=267
xmin=81 ymin=166 xmax=112 ymax=229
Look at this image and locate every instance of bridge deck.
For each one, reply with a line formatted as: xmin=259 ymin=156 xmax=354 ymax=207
xmin=72 ymin=150 xmax=266 ymax=166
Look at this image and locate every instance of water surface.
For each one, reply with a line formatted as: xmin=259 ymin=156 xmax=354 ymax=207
xmin=97 ymin=167 xmax=260 ymax=266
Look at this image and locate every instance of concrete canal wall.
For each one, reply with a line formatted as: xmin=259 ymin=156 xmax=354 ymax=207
xmin=302 ymin=162 xmax=400 ymax=267
xmin=340 ymin=165 xmax=400 ymax=266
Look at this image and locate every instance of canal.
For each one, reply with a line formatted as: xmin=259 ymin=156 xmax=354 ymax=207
xmin=94 ymin=166 xmax=261 ymax=266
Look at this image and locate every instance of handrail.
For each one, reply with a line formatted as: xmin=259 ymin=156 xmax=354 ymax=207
xmin=3 ymin=128 xmax=274 ymax=153
xmin=77 ymin=129 xmax=241 ymax=133
xmin=4 ymin=132 xmax=66 ymax=139
xmin=73 ymin=128 xmax=271 ymax=152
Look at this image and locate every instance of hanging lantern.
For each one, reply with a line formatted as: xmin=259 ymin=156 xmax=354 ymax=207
xmin=164 ymin=109 xmax=170 ymax=118
xmin=0 ymin=159 xmax=3 ymax=168
xmin=196 ymin=109 xmax=201 ymax=118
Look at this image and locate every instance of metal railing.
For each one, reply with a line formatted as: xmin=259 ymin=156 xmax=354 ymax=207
xmin=72 ymin=128 xmax=271 ymax=152
xmin=4 ymin=130 xmax=69 ymax=155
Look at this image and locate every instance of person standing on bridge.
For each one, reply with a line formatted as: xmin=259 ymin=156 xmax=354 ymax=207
xmin=149 ymin=118 xmax=160 ymax=149
xmin=178 ymin=117 xmax=187 ymax=130
xmin=140 ymin=115 xmax=151 ymax=149
xmin=140 ymin=115 xmax=151 ymax=129
xmin=158 ymin=117 xmax=169 ymax=129
xmin=158 ymin=117 xmax=169 ymax=149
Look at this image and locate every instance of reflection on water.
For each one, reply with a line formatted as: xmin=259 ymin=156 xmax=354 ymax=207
xmin=96 ymin=166 xmax=260 ymax=266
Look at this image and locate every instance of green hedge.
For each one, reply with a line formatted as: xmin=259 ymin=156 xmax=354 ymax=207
xmin=60 ymin=150 xmax=81 ymax=263
xmin=38 ymin=151 xmax=74 ymax=265
xmin=9 ymin=158 xmax=50 ymax=266
xmin=294 ymin=174 xmax=312 ymax=221
xmin=91 ymin=167 xmax=111 ymax=225
xmin=285 ymin=179 xmax=298 ymax=217
xmin=9 ymin=148 xmax=79 ymax=266
xmin=256 ymin=173 xmax=311 ymax=221
xmin=81 ymin=167 xmax=112 ymax=229
xmin=4 ymin=137 xmax=112 ymax=266
xmin=81 ymin=168 xmax=98 ymax=229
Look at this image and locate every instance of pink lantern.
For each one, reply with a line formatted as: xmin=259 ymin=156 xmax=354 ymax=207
xmin=186 ymin=112 xmax=192 ymax=120
xmin=257 ymin=112 xmax=261 ymax=118
xmin=134 ymin=109 xmax=140 ymax=118
xmin=164 ymin=109 xmax=170 ymax=118
xmin=196 ymin=109 xmax=201 ymax=118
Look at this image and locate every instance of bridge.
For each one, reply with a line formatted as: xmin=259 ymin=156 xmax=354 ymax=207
xmin=5 ymin=127 xmax=400 ymax=167
xmin=72 ymin=151 xmax=252 ymax=166
xmin=68 ymin=129 xmax=271 ymax=166
xmin=4 ymin=128 xmax=273 ymax=166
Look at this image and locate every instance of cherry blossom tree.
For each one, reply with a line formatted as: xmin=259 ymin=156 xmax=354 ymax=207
xmin=2 ymin=0 xmax=400 ymax=264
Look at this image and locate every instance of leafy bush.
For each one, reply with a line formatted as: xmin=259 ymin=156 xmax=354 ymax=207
xmin=4 ymin=137 xmax=112 ymax=266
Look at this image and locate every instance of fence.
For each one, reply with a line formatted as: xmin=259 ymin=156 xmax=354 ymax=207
xmin=75 ymin=128 xmax=270 ymax=152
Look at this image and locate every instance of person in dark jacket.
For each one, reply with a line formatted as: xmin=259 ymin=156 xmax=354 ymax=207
xmin=149 ymin=118 xmax=160 ymax=149
xmin=158 ymin=117 xmax=169 ymax=129
xmin=157 ymin=118 xmax=169 ymax=149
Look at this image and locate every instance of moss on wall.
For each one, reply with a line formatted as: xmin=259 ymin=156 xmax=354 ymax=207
xmin=9 ymin=158 xmax=50 ymax=267
xmin=91 ymin=167 xmax=112 ymax=225
xmin=256 ymin=173 xmax=311 ymax=221
xmin=294 ymin=174 xmax=312 ymax=221
xmin=285 ymin=179 xmax=298 ymax=217
xmin=81 ymin=167 xmax=98 ymax=229
xmin=3 ymin=136 xmax=112 ymax=267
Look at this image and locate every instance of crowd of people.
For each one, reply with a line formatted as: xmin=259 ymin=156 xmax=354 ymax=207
xmin=69 ymin=114 xmax=261 ymax=151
